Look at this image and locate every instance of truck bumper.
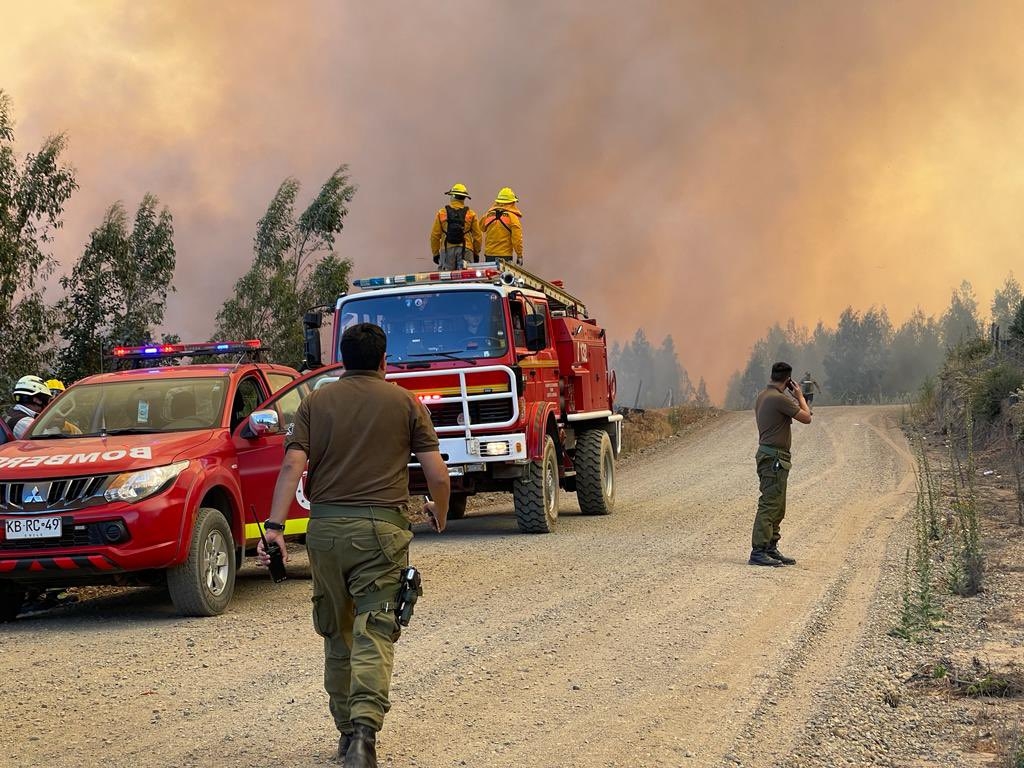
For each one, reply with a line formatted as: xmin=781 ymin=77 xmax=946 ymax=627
xmin=436 ymin=432 xmax=528 ymax=473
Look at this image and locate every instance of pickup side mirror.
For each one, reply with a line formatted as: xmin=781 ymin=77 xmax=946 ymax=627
xmin=246 ymin=409 xmax=281 ymax=438
xmin=524 ymin=313 xmax=547 ymax=352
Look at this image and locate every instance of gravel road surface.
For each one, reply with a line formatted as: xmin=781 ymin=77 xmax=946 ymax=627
xmin=0 ymin=405 xmax=914 ymax=768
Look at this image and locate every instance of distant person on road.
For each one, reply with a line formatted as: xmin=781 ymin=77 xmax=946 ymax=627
xmin=749 ymin=362 xmax=812 ymax=568
xmin=430 ymin=183 xmax=482 ymax=270
xmin=4 ymin=375 xmax=53 ymax=439
xmin=800 ymin=371 xmax=821 ymax=412
xmin=259 ymin=323 xmax=451 ymax=768
xmin=481 ymin=187 xmax=524 ymax=266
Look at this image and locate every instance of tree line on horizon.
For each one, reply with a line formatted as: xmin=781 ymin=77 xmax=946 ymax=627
xmin=610 ymin=330 xmax=709 ymax=409
xmin=724 ymin=275 xmax=1024 ymax=409
xmin=0 ymin=90 xmax=354 ymax=395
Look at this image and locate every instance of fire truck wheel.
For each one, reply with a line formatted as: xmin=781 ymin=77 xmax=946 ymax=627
xmin=167 ymin=507 xmax=237 ymax=617
xmin=514 ymin=435 xmax=559 ymax=533
xmin=576 ymin=429 xmax=615 ymax=516
xmin=0 ymin=586 xmax=26 ymax=622
xmin=447 ymin=494 xmax=469 ymax=520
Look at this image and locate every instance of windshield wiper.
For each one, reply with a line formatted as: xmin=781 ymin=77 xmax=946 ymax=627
xmin=389 ymin=360 xmax=431 ymax=370
xmin=31 ymin=432 xmax=77 ymax=440
xmin=407 ymin=350 xmax=478 ymax=365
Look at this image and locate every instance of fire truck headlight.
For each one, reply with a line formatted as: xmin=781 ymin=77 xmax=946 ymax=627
xmin=105 ymin=461 xmax=190 ymax=503
xmin=483 ymin=442 xmax=511 ymax=457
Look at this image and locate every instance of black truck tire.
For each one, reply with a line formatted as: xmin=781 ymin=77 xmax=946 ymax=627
xmin=447 ymin=494 xmax=469 ymax=520
xmin=575 ymin=429 xmax=615 ymax=516
xmin=167 ymin=507 xmax=236 ymax=617
xmin=0 ymin=586 xmax=26 ymax=622
xmin=514 ymin=436 xmax=559 ymax=533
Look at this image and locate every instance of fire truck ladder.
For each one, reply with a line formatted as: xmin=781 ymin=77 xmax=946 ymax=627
xmin=486 ymin=261 xmax=588 ymax=319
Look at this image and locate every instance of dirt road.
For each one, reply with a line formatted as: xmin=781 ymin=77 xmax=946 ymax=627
xmin=0 ymin=406 xmax=915 ymax=768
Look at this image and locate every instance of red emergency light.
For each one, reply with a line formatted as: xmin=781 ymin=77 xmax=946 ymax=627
xmin=354 ymin=268 xmax=501 ymax=289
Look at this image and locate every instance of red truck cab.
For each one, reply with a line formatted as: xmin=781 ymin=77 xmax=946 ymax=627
xmin=0 ymin=341 xmax=332 ymax=620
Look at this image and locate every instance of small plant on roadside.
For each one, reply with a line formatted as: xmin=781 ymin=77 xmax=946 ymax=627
xmin=1006 ymin=728 xmax=1024 ymax=768
xmin=949 ymin=406 xmax=984 ymax=596
xmin=892 ymin=447 xmax=943 ymax=639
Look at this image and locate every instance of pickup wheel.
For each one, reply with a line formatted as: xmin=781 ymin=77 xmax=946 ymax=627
xmin=447 ymin=494 xmax=469 ymax=520
xmin=575 ymin=429 xmax=615 ymax=515
xmin=514 ymin=435 xmax=559 ymax=533
xmin=0 ymin=586 xmax=26 ymax=622
xmin=167 ymin=507 xmax=236 ymax=617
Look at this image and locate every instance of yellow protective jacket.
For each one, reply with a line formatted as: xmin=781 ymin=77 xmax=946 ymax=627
xmin=430 ymin=200 xmax=482 ymax=257
xmin=481 ymin=204 xmax=523 ymax=260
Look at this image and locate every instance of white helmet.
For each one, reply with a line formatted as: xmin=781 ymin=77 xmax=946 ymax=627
xmin=13 ymin=375 xmax=52 ymax=401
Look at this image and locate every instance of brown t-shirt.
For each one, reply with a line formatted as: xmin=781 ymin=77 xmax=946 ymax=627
xmin=286 ymin=370 xmax=440 ymax=508
xmin=754 ymin=386 xmax=801 ymax=450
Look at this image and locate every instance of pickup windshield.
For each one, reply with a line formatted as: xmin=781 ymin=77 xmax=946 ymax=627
xmin=30 ymin=377 xmax=229 ymax=438
xmin=338 ymin=289 xmax=508 ymax=363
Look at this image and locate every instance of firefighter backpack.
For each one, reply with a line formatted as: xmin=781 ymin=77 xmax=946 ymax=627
xmin=444 ymin=205 xmax=469 ymax=246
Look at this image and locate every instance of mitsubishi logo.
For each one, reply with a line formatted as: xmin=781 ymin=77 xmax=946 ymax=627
xmin=23 ymin=485 xmax=46 ymax=504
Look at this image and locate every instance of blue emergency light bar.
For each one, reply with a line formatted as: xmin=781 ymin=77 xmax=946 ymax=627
xmin=353 ymin=267 xmax=500 ymax=289
xmin=112 ymin=340 xmax=262 ymax=359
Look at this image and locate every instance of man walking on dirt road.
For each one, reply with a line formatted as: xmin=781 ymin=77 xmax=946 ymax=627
xmin=750 ymin=361 xmax=812 ymax=567
xmin=259 ymin=323 xmax=451 ymax=768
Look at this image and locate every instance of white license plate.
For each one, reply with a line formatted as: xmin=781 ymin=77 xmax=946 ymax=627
xmin=4 ymin=516 xmax=62 ymax=540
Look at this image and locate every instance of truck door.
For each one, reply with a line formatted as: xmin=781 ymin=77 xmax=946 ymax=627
xmin=233 ymin=365 xmax=344 ymax=544
xmin=515 ymin=297 xmax=561 ymax=411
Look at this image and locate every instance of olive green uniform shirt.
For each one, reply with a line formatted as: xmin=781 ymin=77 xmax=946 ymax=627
xmin=754 ymin=386 xmax=801 ymax=450
xmin=286 ymin=369 xmax=439 ymax=509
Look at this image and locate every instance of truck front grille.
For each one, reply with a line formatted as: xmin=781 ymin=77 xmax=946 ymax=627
xmin=0 ymin=475 xmax=111 ymax=513
xmin=427 ymin=400 xmax=514 ymax=429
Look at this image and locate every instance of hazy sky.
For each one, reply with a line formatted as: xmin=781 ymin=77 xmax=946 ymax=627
xmin=4 ymin=1 xmax=1022 ymax=398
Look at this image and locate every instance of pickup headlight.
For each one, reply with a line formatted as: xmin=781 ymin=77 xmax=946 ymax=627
xmin=104 ymin=461 xmax=190 ymax=503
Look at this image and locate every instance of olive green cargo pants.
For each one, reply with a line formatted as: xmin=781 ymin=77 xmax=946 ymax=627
xmin=306 ymin=516 xmax=413 ymax=733
xmin=751 ymin=447 xmax=791 ymax=550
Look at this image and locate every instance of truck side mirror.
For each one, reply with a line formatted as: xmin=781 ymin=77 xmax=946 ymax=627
xmin=303 ymin=312 xmax=323 ymax=371
xmin=246 ymin=409 xmax=281 ymax=438
xmin=525 ymin=314 xmax=547 ymax=352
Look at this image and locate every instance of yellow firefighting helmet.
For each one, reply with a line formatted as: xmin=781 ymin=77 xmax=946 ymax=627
xmin=445 ymin=183 xmax=471 ymax=199
xmin=45 ymin=379 xmax=66 ymax=395
xmin=494 ymin=187 xmax=518 ymax=205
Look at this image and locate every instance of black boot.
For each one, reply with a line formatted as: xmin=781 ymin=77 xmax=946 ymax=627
xmin=337 ymin=732 xmax=352 ymax=761
xmin=345 ymin=722 xmax=377 ymax=768
xmin=749 ymin=548 xmax=784 ymax=567
xmin=766 ymin=547 xmax=797 ymax=565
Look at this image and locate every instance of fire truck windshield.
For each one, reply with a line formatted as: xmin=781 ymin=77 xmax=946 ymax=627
xmin=29 ymin=377 xmax=230 ymax=438
xmin=338 ymin=289 xmax=508 ymax=363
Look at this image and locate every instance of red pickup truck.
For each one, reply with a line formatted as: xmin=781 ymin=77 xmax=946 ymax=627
xmin=0 ymin=341 xmax=336 ymax=620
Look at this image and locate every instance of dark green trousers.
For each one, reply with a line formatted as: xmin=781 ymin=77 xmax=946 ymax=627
xmin=751 ymin=447 xmax=791 ymax=549
xmin=307 ymin=516 xmax=412 ymax=733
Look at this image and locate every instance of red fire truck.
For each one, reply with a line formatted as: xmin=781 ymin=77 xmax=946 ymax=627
xmin=0 ymin=341 xmax=341 ymax=620
xmin=303 ymin=261 xmax=621 ymax=532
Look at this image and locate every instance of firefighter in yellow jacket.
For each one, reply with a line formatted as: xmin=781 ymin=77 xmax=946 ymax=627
xmin=430 ymin=183 xmax=482 ymax=269
xmin=482 ymin=187 xmax=524 ymax=266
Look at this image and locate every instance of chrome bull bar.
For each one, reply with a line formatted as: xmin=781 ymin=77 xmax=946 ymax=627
xmin=387 ymin=365 xmax=520 ymax=439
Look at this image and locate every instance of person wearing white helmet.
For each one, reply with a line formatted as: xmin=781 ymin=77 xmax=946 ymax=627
xmin=4 ymin=375 xmax=53 ymax=439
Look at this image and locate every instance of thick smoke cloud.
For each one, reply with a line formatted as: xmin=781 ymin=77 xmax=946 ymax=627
xmin=4 ymin=2 xmax=1022 ymax=398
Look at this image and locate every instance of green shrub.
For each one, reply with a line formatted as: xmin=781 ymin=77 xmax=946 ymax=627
xmin=971 ymin=364 xmax=1024 ymax=422
xmin=949 ymin=337 xmax=992 ymax=367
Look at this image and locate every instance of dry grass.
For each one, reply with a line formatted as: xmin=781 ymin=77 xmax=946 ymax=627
xmin=619 ymin=406 xmax=719 ymax=456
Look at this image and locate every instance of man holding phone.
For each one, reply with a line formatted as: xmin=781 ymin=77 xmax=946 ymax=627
xmin=749 ymin=361 xmax=812 ymax=567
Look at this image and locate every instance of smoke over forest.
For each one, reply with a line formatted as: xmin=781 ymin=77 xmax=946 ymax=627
xmin=5 ymin=3 xmax=1024 ymax=398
